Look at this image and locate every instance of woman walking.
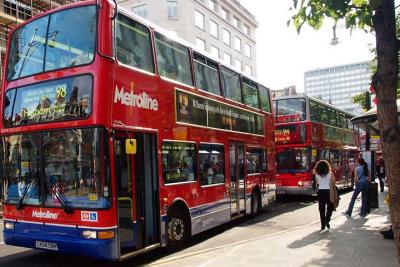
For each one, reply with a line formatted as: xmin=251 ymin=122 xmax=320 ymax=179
xmin=314 ymin=160 xmax=335 ymax=231
xmin=343 ymin=158 xmax=370 ymax=217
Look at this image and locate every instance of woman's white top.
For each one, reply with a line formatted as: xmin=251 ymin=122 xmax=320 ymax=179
xmin=316 ymin=172 xmax=332 ymax=190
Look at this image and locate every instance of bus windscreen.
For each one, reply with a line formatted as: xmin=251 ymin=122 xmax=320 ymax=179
xmin=275 ymin=98 xmax=306 ymax=123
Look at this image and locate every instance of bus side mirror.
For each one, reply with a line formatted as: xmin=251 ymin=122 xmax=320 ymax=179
xmin=125 ymin=139 xmax=137 ymax=154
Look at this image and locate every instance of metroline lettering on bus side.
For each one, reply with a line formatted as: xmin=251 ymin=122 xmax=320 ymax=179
xmin=114 ymin=85 xmax=159 ymax=111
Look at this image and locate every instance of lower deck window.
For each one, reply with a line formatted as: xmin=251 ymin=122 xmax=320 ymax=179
xmin=162 ymin=142 xmax=197 ymax=184
xmin=199 ymin=144 xmax=225 ymax=185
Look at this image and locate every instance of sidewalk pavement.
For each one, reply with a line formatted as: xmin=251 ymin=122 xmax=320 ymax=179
xmin=152 ymin=188 xmax=398 ymax=267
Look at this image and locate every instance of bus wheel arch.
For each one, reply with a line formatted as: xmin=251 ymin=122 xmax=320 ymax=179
xmin=251 ymin=186 xmax=261 ymax=215
xmin=166 ymin=199 xmax=191 ymax=250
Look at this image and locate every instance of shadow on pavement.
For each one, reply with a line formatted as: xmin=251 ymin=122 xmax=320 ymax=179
xmin=287 ymin=191 xmax=396 ymax=267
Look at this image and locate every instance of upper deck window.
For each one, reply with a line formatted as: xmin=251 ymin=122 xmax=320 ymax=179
xmin=221 ymin=66 xmax=241 ymax=103
xmin=155 ymin=32 xmax=193 ymax=86
xmin=193 ymin=52 xmax=221 ymax=95
xmin=7 ymin=5 xmax=96 ymax=80
xmin=116 ymin=13 xmax=154 ymax=73
xmin=242 ymin=78 xmax=259 ymax=109
xmin=258 ymin=85 xmax=271 ymax=113
xmin=275 ymin=98 xmax=306 ymax=123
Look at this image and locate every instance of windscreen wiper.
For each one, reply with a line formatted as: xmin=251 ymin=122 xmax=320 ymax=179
xmin=52 ymin=183 xmax=73 ymax=214
xmin=16 ymin=179 xmax=32 ymax=210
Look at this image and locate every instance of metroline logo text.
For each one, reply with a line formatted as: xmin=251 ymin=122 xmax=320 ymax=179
xmin=32 ymin=210 xmax=59 ymax=219
xmin=114 ymin=85 xmax=159 ymax=111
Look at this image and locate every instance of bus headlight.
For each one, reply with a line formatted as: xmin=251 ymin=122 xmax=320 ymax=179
xmin=4 ymin=222 xmax=14 ymax=230
xmin=82 ymin=230 xmax=97 ymax=239
xmin=297 ymin=181 xmax=303 ymax=187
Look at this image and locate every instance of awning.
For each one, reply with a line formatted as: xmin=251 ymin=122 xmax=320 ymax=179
xmin=351 ymin=99 xmax=400 ymax=135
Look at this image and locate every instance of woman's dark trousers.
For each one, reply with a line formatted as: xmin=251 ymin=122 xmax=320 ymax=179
xmin=318 ymin=189 xmax=334 ymax=228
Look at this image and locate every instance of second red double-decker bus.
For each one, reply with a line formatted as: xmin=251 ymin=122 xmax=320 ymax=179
xmin=273 ymin=94 xmax=359 ymax=197
xmin=1 ymin=0 xmax=275 ymax=260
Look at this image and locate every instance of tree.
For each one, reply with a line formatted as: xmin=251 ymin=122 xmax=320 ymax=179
xmin=290 ymin=0 xmax=400 ymax=262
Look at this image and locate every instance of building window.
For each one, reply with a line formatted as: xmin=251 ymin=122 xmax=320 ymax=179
xmin=167 ymin=1 xmax=177 ymax=19
xmin=208 ymin=0 xmax=216 ymax=11
xmin=195 ymin=10 xmax=205 ymax=29
xmin=223 ymin=28 xmax=230 ymax=45
xmin=235 ymin=59 xmax=242 ymax=71
xmin=245 ymin=64 xmax=252 ymax=76
xmin=243 ymin=24 xmax=250 ymax=36
xmin=223 ymin=52 xmax=231 ymax=65
xmin=210 ymin=45 xmax=219 ymax=58
xmin=221 ymin=7 xmax=229 ymax=20
xmin=245 ymin=43 xmax=251 ymax=57
xmin=234 ymin=36 xmax=241 ymax=51
xmin=195 ymin=37 xmax=206 ymax=51
xmin=233 ymin=16 xmax=240 ymax=29
xmin=132 ymin=4 xmax=147 ymax=18
xmin=209 ymin=20 xmax=218 ymax=38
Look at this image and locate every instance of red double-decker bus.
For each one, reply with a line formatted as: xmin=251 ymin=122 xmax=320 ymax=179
xmin=273 ymin=94 xmax=359 ymax=197
xmin=1 ymin=0 xmax=275 ymax=260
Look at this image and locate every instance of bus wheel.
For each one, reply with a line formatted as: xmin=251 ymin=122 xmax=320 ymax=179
xmin=167 ymin=208 xmax=188 ymax=250
xmin=251 ymin=191 xmax=260 ymax=215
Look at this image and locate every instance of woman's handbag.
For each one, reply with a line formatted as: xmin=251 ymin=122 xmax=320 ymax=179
xmin=330 ymin=174 xmax=340 ymax=210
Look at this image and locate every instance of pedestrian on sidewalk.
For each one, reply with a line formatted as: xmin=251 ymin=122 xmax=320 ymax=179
xmin=375 ymin=157 xmax=385 ymax=192
xmin=343 ymin=158 xmax=370 ymax=217
xmin=314 ymin=160 xmax=335 ymax=231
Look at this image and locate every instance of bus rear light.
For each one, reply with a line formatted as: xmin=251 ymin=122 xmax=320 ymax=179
xmin=297 ymin=181 xmax=304 ymax=187
xmin=4 ymin=222 xmax=14 ymax=230
xmin=98 ymin=231 xmax=115 ymax=239
xmin=82 ymin=230 xmax=97 ymax=239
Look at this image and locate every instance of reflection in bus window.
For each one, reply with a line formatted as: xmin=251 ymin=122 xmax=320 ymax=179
xmin=258 ymin=85 xmax=271 ymax=112
xmin=199 ymin=144 xmax=225 ymax=185
xmin=162 ymin=142 xmax=197 ymax=184
xmin=275 ymin=98 xmax=306 ymax=122
xmin=242 ymin=78 xmax=259 ymax=109
xmin=4 ymin=75 xmax=92 ymax=127
xmin=194 ymin=53 xmax=221 ymax=95
xmin=246 ymin=148 xmax=267 ymax=174
xmin=45 ymin=6 xmax=96 ymax=71
xmin=155 ymin=32 xmax=193 ymax=86
xmin=42 ymin=128 xmax=111 ymax=209
xmin=221 ymin=66 xmax=241 ymax=103
xmin=276 ymin=148 xmax=309 ymax=173
xmin=3 ymin=133 xmax=41 ymax=206
xmin=116 ymin=14 xmax=154 ymax=73
xmin=6 ymin=5 xmax=96 ymax=80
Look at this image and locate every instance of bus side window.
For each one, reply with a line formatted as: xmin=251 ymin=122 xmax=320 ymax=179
xmin=116 ymin=14 xmax=154 ymax=73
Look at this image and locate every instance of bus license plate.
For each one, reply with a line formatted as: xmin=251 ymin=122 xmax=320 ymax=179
xmin=35 ymin=241 xmax=58 ymax=251
xmin=276 ymin=190 xmax=285 ymax=195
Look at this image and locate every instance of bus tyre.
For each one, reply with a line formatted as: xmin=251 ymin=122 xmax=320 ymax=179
xmin=167 ymin=209 xmax=188 ymax=250
xmin=251 ymin=191 xmax=260 ymax=216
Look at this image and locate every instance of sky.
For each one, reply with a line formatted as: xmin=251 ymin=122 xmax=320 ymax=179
xmin=242 ymin=0 xmax=376 ymax=92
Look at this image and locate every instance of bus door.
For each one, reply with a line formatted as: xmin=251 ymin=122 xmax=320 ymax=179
xmin=115 ymin=132 xmax=160 ymax=256
xmin=229 ymin=142 xmax=245 ymax=215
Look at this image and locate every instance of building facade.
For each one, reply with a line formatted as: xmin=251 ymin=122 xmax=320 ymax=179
xmin=304 ymin=61 xmax=371 ymax=115
xmin=119 ymin=0 xmax=258 ymax=77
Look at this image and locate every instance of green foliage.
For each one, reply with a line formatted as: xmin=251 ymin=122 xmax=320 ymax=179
xmin=290 ymin=0 xmax=374 ymax=33
xmin=352 ymin=92 xmax=366 ymax=109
